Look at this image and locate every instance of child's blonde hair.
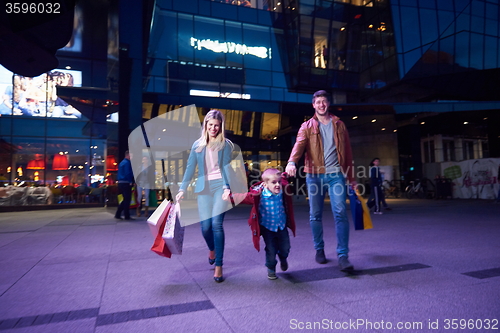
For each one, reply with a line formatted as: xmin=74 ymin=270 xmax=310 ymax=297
xmin=261 ymin=168 xmax=282 ymax=182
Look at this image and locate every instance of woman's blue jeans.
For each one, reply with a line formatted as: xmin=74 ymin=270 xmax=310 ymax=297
xmin=306 ymin=173 xmax=349 ymax=258
xmin=197 ymin=178 xmax=226 ymax=266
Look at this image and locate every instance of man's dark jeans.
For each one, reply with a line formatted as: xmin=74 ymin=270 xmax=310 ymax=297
xmin=116 ymin=183 xmax=132 ymax=219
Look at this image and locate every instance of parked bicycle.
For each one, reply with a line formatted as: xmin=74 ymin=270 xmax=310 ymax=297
xmin=405 ymin=179 xmax=425 ymax=199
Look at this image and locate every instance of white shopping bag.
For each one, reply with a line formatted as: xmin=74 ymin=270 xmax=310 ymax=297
xmin=147 ymin=199 xmax=172 ymax=237
xmin=162 ymin=202 xmax=185 ymax=255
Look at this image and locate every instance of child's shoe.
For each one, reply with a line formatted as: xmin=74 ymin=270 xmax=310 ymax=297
xmin=267 ymin=269 xmax=278 ymax=280
xmin=280 ymin=258 xmax=288 ymax=272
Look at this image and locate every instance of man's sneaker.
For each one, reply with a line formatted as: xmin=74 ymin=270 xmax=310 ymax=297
xmin=280 ymin=258 xmax=288 ymax=272
xmin=267 ymin=269 xmax=278 ymax=280
xmin=315 ymin=249 xmax=327 ymax=264
xmin=338 ymin=256 xmax=353 ymax=272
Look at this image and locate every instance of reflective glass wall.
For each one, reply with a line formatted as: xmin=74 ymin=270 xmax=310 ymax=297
xmin=388 ymin=0 xmax=500 ymax=100
xmin=146 ymin=1 xmax=313 ymax=104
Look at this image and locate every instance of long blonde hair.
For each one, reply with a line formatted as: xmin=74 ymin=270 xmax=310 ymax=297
xmin=195 ymin=110 xmax=231 ymax=152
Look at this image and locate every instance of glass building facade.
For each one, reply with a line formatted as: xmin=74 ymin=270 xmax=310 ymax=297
xmin=1 ymin=0 xmax=499 ymax=207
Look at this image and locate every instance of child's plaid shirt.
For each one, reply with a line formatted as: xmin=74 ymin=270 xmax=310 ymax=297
xmin=258 ymin=187 xmax=286 ymax=232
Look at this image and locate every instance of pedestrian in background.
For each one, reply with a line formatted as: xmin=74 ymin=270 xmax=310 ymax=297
xmin=367 ymin=157 xmax=390 ymax=214
xmin=115 ymin=150 xmax=135 ymax=220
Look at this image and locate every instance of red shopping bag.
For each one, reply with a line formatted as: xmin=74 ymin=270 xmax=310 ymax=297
xmin=150 ymin=201 xmax=173 ymax=258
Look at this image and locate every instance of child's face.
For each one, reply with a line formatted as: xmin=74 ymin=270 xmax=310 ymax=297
xmin=263 ymin=174 xmax=282 ymax=195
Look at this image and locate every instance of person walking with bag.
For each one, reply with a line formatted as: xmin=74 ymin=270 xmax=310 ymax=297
xmin=285 ymin=90 xmax=357 ymax=271
xmin=176 ymin=110 xmax=233 ymax=283
xmin=367 ymin=157 xmax=390 ymax=214
xmin=115 ymin=150 xmax=135 ymax=220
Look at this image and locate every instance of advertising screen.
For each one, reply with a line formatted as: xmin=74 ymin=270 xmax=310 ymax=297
xmin=0 ymin=66 xmax=84 ymax=118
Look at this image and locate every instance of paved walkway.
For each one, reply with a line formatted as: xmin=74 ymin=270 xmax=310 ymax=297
xmin=0 ymin=198 xmax=499 ymax=332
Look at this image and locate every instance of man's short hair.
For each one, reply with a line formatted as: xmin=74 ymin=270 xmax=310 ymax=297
xmin=312 ymin=90 xmax=331 ymax=103
xmin=261 ymin=168 xmax=282 ymax=182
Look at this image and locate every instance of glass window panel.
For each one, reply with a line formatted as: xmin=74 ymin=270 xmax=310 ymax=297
xmin=46 ymin=119 xmax=89 ymax=138
xmin=485 ymin=3 xmax=499 ymax=20
xmin=238 ymin=6 xmax=258 ymax=23
xmin=12 ymin=118 xmax=46 ymax=136
xmin=270 ymin=88 xmax=284 ymax=101
xmin=403 ymin=48 xmax=423 ymax=75
xmin=469 ymin=33 xmax=484 ymax=69
xmin=245 ymin=69 xmax=271 ymax=86
xmin=455 ymin=0 xmax=471 ymax=13
xmin=242 ymin=23 xmax=271 ymax=70
xmin=438 ymin=10 xmax=456 ymax=37
xmin=454 ymin=32 xmax=470 ymax=68
xmin=437 ymin=0 xmax=454 ymax=11
xmin=391 ymin=7 xmax=403 ymax=55
xmin=150 ymin=11 xmax=177 ymax=60
xmin=420 ymin=9 xmax=438 ymax=45
xmin=260 ymin=112 xmax=280 ymax=140
xmin=243 ymin=85 xmax=270 ymax=100
xmin=471 ymin=16 xmax=484 ymax=34
xmin=485 ymin=18 xmax=498 ymax=36
xmin=439 ymin=35 xmax=455 ymax=58
xmin=11 ymin=137 xmax=45 ymax=186
xmin=400 ymin=6 xmax=421 ymax=52
xmin=399 ymin=0 xmax=417 ymax=7
xmin=455 ymin=13 xmax=470 ymax=33
xmin=194 ymin=16 xmax=225 ymax=66
xmin=272 ymin=72 xmax=287 ymax=88
xmin=484 ymin=36 xmax=498 ymax=69
xmin=271 ymin=28 xmax=284 ymax=71
xmin=471 ymin=0 xmax=485 ymax=17
xmin=178 ymin=14 xmax=194 ymax=62
xmin=299 ymin=0 xmax=315 ymax=15
xmin=225 ymin=21 xmax=244 ymax=68
xmin=150 ymin=59 xmax=167 ymax=77
xmin=418 ymin=0 xmax=436 ymax=9
xmin=153 ymin=77 xmax=169 ymax=93
xmin=284 ymin=91 xmax=298 ymax=102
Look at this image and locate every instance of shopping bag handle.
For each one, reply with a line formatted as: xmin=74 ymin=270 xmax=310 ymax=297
xmin=174 ymin=201 xmax=181 ymax=218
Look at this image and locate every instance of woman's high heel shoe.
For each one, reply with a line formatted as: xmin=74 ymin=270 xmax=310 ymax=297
xmin=214 ymin=266 xmax=223 ymax=283
xmin=208 ymin=258 xmax=215 ymax=265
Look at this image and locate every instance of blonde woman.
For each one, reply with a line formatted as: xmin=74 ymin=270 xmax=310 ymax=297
xmin=176 ymin=110 xmax=233 ymax=283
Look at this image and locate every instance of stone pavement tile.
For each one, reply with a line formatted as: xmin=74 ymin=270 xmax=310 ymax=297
xmin=0 ymin=225 xmax=79 ymax=263
xmin=371 ymin=265 xmax=487 ymax=295
xmin=296 ymin=274 xmax=408 ymax=305
xmin=191 ymin=265 xmax=315 ymax=312
xmin=108 ymin=222 xmax=156 ymax=262
xmin=0 ymin=212 xmax=58 ymax=233
xmin=0 ymin=318 xmax=96 ymax=333
xmin=221 ymin=299 xmax=371 ymax=333
xmin=0 ymin=258 xmax=39 ymax=295
xmin=426 ymin=280 xmax=500 ymax=318
xmin=98 ymin=258 xmax=207 ymax=314
xmin=94 ymin=309 xmax=232 ymax=333
xmin=402 ymin=246 xmax=500 ymax=272
xmin=0 ymin=260 xmax=107 ymax=319
xmin=39 ymin=225 xmax=115 ymax=264
xmin=0 ymin=231 xmax=32 ymax=248
xmin=339 ymin=291 xmax=470 ymax=331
